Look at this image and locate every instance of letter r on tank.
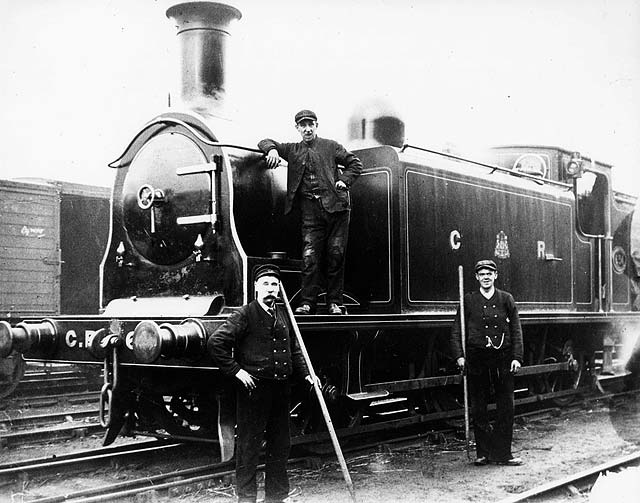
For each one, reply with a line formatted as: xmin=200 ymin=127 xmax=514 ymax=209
xmin=537 ymin=241 xmax=545 ymax=260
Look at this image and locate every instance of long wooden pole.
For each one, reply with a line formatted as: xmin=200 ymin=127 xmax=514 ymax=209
xmin=280 ymin=286 xmax=357 ymax=503
xmin=458 ymin=265 xmax=471 ymax=461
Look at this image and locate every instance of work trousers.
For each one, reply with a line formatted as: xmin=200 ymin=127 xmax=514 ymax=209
xmin=236 ymin=379 xmax=291 ymax=503
xmin=467 ymin=347 xmax=515 ymax=462
xmin=299 ymin=197 xmax=350 ymax=307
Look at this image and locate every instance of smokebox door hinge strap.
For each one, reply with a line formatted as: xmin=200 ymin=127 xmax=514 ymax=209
xmin=175 ymin=155 xmax=221 ymax=231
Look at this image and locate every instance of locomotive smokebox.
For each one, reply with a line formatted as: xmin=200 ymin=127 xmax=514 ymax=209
xmin=166 ymin=1 xmax=242 ymax=116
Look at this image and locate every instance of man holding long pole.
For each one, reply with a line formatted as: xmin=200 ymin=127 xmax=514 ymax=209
xmin=208 ymin=263 xmax=355 ymax=503
xmin=450 ymin=260 xmax=524 ymax=467
xmin=456 ymin=265 xmax=472 ymax=461
xmin=208 ymin=264 xmax=316 ymax=503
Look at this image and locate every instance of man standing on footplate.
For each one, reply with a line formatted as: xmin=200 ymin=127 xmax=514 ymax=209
xmin=451 ymin=259 xmax=524 ymax=466
xmin=258 ymin=109 xmax=362 ymax=316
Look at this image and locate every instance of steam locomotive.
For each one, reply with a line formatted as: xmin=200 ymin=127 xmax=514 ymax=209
xmin=1 ymin=1 xmax=639 ymax=458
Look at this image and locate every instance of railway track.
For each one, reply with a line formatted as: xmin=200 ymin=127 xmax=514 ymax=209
xmin=3 ymin=390 xmax=100 ymax=410
xmin=1 ymin=438 xmax=296 ymax=502
xmin=0 ymin=361 xmax=102 ymax=405
xmin=0 ymin=369 xmax=631 ymax=451
xmin=497 ymin=451 xmax=640 ymax=503
xmin=4 ymin=381 xmax=637 ymax=502
xmin=15 ymin=363 xmax=102 ymax=398
xmin=0 ymin=439 xmax=187 ymax=484
xmin=3 ymin=425 xmax=438 ymax=503
xmin=25 ymin=458 xmax=241 ymax=503
xmin=1 ymin=407 xmax=98 ymax=431
xmin=0 ymin=407 xmax=102 ymax=448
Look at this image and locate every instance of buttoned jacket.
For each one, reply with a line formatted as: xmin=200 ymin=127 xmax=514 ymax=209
xmin=258 ymin=136 xmax=362 ymax=214
xmin=208 ymin=300 xmax=308 ymax=380
xmin=451 ymin=289 xmax=523 ymax=362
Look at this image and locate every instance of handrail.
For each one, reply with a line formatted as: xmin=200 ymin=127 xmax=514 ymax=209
xmin=108 ymin=117 xmax=262 ymax=168
xmin=400 ymin=143 xmax=572 ymax=190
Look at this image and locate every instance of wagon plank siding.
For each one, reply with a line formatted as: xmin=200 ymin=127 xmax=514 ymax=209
xmin=0 ymin=180 xmax=60 ymax=316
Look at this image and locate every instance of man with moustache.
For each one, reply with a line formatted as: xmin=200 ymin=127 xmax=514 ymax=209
xmin=258 ymin=109 xmax=362 ymax=315
xmin=451 ymin=259 xmax=524 ymax=466
xmin=208 ymin=264 xmax=315 ymax=503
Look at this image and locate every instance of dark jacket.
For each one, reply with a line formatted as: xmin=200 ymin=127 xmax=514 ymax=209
xmin=257 ymin=136 xmax=362 ymax=214
xmin=207 ymin=300 xmax=308 ymax=380
xmin=451 ymin=289 xmax=523 ymax=363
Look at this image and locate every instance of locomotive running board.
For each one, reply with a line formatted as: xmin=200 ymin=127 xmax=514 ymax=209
xmin=346 ymin=391 xmax=390 ymax=401
xmin=362 ymin=362 xmax=572 ymax=395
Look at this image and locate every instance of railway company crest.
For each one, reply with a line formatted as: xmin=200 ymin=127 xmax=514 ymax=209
xmin=494 ymin=231 xmax=510 ymax=259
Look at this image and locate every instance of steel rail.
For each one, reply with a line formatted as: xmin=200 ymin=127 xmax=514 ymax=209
xmin=0 ymin=422 xmax=104 ymax=448
xmin=24 ymin=393 xmax=633 ymax=503
xmin=496 ymin=451 xmax=640 ymax=503
xmin=0 ymin=407 xmax=98 ymax=431
xmin=27 ymin=457 xmax=312 ymax=503
xmin=0 ymin=440 xmax=183 ymax=481
xmin=5 ymin=390 xmax=100 ymax=409
xmin=13 ymin=374 xmax=101 ymax=397
xmin=10 ymin=383 xmax=638 ymax=502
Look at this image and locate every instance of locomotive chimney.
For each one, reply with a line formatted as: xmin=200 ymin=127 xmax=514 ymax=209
xmin=166 ymin=1 xmax=241 ymax=117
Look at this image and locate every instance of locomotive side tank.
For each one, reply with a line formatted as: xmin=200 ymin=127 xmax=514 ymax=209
xmin=345 ymin=144 xmax=633 ymax=315
xmin=1 ymin=1 xmax=639 ymax=457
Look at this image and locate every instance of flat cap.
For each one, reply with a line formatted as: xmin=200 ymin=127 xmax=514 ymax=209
xmin=253 ymin=263 xmax=281 ymax=281
xmin=294 ymin=109 xmax=317 ymax=124
xmin=475 ymin=259 xmax=497 ymax=273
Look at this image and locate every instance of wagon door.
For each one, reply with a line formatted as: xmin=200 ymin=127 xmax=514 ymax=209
xmin=0 ymin=181 xmax=61 ymax=317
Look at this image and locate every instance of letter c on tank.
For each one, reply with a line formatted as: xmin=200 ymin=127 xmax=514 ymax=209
xmin=450 ymin=230 xmax=461 ymax=250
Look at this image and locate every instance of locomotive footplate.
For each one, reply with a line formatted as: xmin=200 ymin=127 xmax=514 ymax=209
xmin=1 ymin=309 xmax=635 ymax=452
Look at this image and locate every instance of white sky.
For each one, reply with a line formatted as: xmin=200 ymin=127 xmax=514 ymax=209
xmin=1 ymin=0 xmax=638 ymax=194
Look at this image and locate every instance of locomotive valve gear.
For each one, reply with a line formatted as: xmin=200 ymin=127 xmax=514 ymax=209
xmin=451 ymin=259 xmax=524 ymax=466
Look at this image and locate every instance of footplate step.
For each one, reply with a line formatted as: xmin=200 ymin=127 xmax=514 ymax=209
xmin=346 ymin=390 xmax=390 ymax=401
